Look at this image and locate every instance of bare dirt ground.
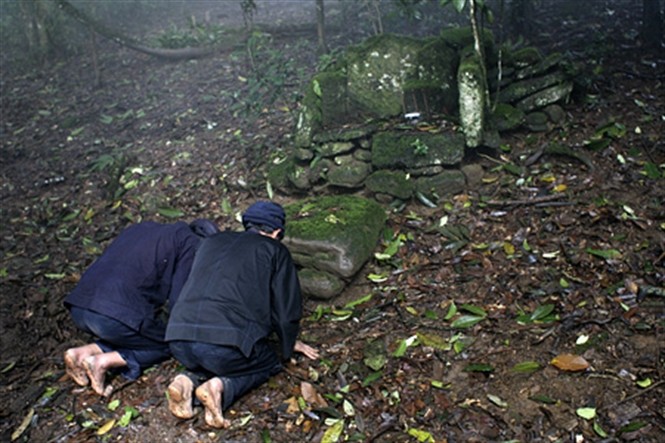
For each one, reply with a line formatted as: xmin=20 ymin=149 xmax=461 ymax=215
xmin=1 ymin=1 xmax=664 ymax=442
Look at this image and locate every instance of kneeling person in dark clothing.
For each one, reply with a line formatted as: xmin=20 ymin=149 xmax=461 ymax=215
xmin=63 ymin=219 xmax=219 ymax=396
xmin=165 ymin=201 xmax=319 ymax=428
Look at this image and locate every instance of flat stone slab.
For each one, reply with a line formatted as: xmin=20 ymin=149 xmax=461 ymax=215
xmin=284 ymin=195 xmax=386 ymax=299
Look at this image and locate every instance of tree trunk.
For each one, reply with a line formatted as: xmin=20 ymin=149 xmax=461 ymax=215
xmin=20 ymin=0 xmax=52 ymax=63
xmin=508 ymin=0 xmax=535 ymax=39
xmin=54 ymin=0 xmax=228 ymax=61
xmin=316 ymin=0 xmax=328 ymax=54
xmin=89 ymin=28 xmax=101 ymax=88
xmin=641 ymin=0 xmax=663 ymax=49
xmin=469 ymin=0 xmax=489 ymax=109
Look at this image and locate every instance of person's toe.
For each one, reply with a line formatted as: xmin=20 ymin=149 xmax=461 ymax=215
xmin=64 ymin=350 xmax=89 ymax=386
xmin=83 ymin=356 xmax=105 ymax=396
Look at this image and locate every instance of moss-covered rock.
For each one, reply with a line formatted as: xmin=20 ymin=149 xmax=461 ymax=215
xmin=461 ymin=163 xmax=484 ymax=189
xmin=516 ymin=52 xmax=564 ymax=80
xmin=440 ymin=27 xmax=495 ymax=55
xmin=284 ymin=195 xmax=386 ymax=279
xmin=516 ymin=82 xmax=573 ymax=112
xmin=315 ymin=70 xmax=350 ymax=128
xmin=353 ymin=148 xmax=372 ymax=162
xmin=509 ymin=46 xmax=543 ymax=68
xmin=297 ymin=268 xmax=346 ymax=300
xmin=288 ymin=163 xmax=311 ymax=190
xmin=371 ymin=131 xmax=465 ymax=169
xmin=294 ymin=147 xmax=314 ymax=162
xmin=308 ymin=157 xmax=333 ymax=186
xmin=326 ymin=156 xmax=371 ymax=188
xmin=491 ymin=103 xmax=525 ymax=132
xmin=345 ymin=34 xmax=423 ymax=120
xmin=524 ymin=111 xmax=549 ymax=132
xmin=365 ymin=170 xmax=414 ymax=199
xmin=414 ymin=170 xmax=466 ymax=200
xmin=498 ymin=71 xmax=567 ymax=103
xmin=267 ymin=156 xmax=296 ymax=193
xmin=317 ymin=141 xmax=355 ymax=158
xmin=543 ymin=104 xmax=566 ymax=124
xmin=312 ymin=125 xmax=377 ymax=143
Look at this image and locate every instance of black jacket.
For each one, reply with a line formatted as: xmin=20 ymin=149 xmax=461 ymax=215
xmin=165 ymin=230 xmax=302 ymax=360
xmin=64 ymin=221 xmax=204 ymax=342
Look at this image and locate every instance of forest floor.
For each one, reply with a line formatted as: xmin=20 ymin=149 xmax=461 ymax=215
xmin=1 ymin=1 xmax=664 ymax=442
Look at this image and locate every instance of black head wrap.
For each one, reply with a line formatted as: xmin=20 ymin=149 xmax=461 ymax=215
xmin=242 ymin=201 xmax=285 ymax=232
xmin=189 ymin=219 xmax=220 ymax=238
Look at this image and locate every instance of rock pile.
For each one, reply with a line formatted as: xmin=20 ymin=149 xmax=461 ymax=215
xmin=269 ymin=28 xmax=574 ymax=206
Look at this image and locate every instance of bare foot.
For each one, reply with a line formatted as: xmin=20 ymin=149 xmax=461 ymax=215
xmin=64 ymin=349 xmax=89 ymax=386
xmin=83 ymin=355 xmax=107 ymax=396
xmin=167 ymin=374 xmax=195 ymax=419
xmin=195 ymin=378 xmax=230 ymax=429
xmin=83 ymin=351 xmax=127 ymax=396
xmin=63 ymin=344 xmax=103 ymax=387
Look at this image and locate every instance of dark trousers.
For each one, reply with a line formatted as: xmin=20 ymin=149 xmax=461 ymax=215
xmin=69 ymin=306 xmax=171 ymax=380
xmin=169 ymin=340 xmax=282 ymax=410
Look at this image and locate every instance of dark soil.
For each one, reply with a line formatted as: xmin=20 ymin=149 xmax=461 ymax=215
xmin=1 ymin=1 xmax=664 ymax=442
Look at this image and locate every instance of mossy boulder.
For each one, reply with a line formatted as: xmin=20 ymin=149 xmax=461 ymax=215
xmin=524 ymin=111 xmax=549 ymax=132
xmin=267 ymin=157 xmax=297 ymax=193
xmin=365 ymin=170 xmax=414 ymax=200
xmin=345 ymin=34 xmax=423 ymax=120
xmin=317 ymin=141 xmax=355 ymax=158
xmin=516 ymin=82 xmax=573 ymax=112
xmin=491 ymin=103 xmax=525 ymax=131
xmin=312 ymin=125 xmax=377 ymax=143
xmin=414 ymin=170 xmax=466 ymax=200
xmin=516 ymin=52 xmax=564 ymax=80
xmin=371 ymin=131 xmax=465 ymax=169
xmin=326 ymin=156 xmax=372 ymax=188
xmin=440 ymin=27 xmax=496 ymax=56
xmin=315 ymin=70 xmax=349 ymax=128
xmin=297 ymin=268 xmax=346 ymax=300
xmin=498 ymin=71 xmax=567 ymax=103
xmin=509 ymin=46 xmax=543 ymax=68
xmin=284 ymin=196 xmax=386 ymax=299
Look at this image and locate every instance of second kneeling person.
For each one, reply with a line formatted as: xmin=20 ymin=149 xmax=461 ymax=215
xmin=165 ymin=201 xmax=319 ymax=428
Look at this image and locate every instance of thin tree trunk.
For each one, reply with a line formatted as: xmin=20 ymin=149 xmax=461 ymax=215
xmin=89 ymin=28 xmax=101 ymax=88
xmin=469 ymin=0 xmax=489 ymax=109
xmin=509 ymin=0 xmax=534 ymax=39
xmin=372 ymin=0 xmax=383 ymax=35
xmin=316 ymin=0 xmax=328 ymax=54
xmin=641 ymin=0 xmax=663 ymax=49
xmin=20 ymin=0 xmax=50 ymax=62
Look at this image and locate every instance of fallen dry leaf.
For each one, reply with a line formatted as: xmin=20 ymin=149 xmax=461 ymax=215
xmin=300 ymin=381 xmax=328 ymax=408
xmin=550 ymin=353 xmax=590 ymax=371
xmin=283 ymin=396 xmax=300 ymax=414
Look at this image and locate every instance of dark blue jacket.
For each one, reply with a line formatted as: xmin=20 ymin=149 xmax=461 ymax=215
xmin=165 ymin=230 xmax=302 ymax=360
xmin=65 ymin=221 xmax=210 ymax=342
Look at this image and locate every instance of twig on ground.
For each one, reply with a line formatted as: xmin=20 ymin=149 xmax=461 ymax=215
xmin=485 ymin=194 xmax=567 ymax=207
xmin=598 ymin=380 xmax=665 ymax=412
xmin=366 ymin=415 xmax=398 ymax=442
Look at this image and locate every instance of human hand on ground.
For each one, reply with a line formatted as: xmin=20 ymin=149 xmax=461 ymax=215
xmin=294 ymin=340 xmax=320 ymax=360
